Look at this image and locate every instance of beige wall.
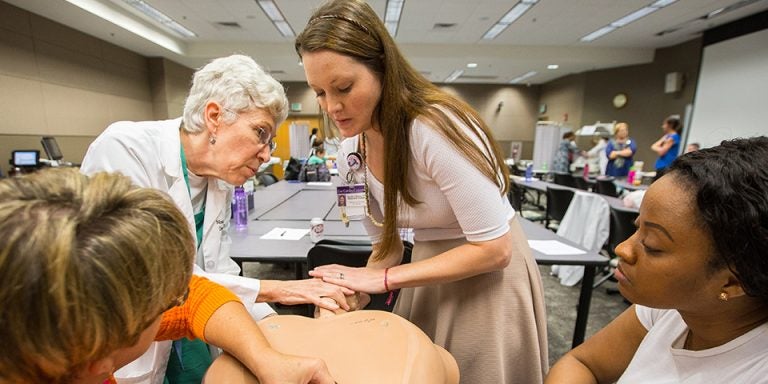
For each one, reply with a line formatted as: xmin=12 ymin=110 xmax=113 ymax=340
xmin=0 ymin=1 xmax=159 ymax=174
xmin=539 ymin=73 xmax=587 ymax=130
xmin=149 ymin=58 xmax=195 ymax=119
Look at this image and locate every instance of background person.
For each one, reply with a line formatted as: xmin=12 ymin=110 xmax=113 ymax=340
xmin=546 ymin=137 xmax=768 ymax=383
xmin=296 ymin=1 xmax=548 ymax=382
xmin=605 ymin=122 xmax=637 ymax=177
xmin=685 ymin=142 xmax=700 ymax=153
xmin=307 ymin=146 xmax=327 ymax=165
xmin=553 ymin=131 xmax=582 ymax=173
xmin=81 ymin=54 xmax=353 ymax=383
xmin=651 ymin=115 xmax=682 ymax=171
xmin=0 ymin=169 xmax=334 ymax=384
xmin=586 ymin=133 xmax=609 ymax=176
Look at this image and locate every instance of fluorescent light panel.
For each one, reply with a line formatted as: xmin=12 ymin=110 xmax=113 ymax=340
xmin=580 ymin=0 xmax=677 ymax=42
xmin=121 ymin=0 xmax=196 ymax=38
xmin=384 ymin=0 xmax=404 ymax=37
xmin=547 ymin=64 xmax=559 ymax=69
xmin=467 ymin=63 xmax=478 ymax=68
xmin=510 ymin=71 xmax=537 ymax=84
xmin=66 ymin=0 xmax=185 ymax=54
xmin=444 ymin=69 xmax=464 ymax=83
xmin=257 ymin=0 xmax=294 ymax=37
xmin=483 ymin=0 xmax=538 ymax=40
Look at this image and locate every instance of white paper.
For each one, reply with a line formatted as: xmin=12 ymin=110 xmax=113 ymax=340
xmin=307 ymin=181 xmax=333 ymax=187
xmin=528 ymin=240 xmax=586 ymax=255
xmin=260 ymin=227 xmax=310 ymax=240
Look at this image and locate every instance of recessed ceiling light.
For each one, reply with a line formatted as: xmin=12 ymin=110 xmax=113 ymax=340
xmin=467 ymin=63 xmax=478 ymax=68
xmin=547 ymin=64 xmax=559 ymax=69
xmin=581 ymin=0 xmax=678 ymax=42
xmin=509 ymin=71 xmax=537 ymax=84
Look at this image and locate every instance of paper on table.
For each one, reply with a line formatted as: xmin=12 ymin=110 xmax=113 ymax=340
xmin=528 ymin=240 xmax=586 ymax=255
xmin=260 ymin=227 xmax=310 ymax=240
xmin=307 ymin=181 xmax=333 ymax=187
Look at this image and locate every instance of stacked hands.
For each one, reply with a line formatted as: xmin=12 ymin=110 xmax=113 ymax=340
xmin=301 ymin=265 xmax=389 ymax=314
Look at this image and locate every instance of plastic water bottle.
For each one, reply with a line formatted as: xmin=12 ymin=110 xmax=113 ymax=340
xmin=525 ymin=163 xmax=533 ymax=182
xmin=234 ymin=186 xmax=248 ymax=231
xmin=583 ymin=163 xmax=590 ymax=179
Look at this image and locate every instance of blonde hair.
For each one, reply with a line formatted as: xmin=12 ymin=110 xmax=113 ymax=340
xmin=296 ymin=0 xmax=509 ymax=259
xmin=0 ymin=169 xmax=194 ymax=383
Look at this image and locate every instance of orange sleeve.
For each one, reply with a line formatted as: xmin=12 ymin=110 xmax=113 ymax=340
xmin=155 ymin=275 xmax=241 ymax=342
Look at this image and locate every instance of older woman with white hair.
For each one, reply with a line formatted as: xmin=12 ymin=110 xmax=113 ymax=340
xmin=81 ymin=54 xmax=353 ymax=383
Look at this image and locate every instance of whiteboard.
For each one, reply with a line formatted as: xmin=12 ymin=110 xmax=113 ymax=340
xmin=687 ymin=28 xmax=768 ymax=149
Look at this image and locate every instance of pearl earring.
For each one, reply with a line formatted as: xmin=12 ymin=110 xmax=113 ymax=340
xmin=719 ymin=292 xmax=729 ymax=302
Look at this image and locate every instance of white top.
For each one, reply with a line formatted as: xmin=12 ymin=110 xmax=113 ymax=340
xmin=618 ymin=305 xmax=768 ymax=384
xmin=338 ymin=111 xmax=514 ymax=243
xmin=81 ymin=118 xmax=273 ymax=384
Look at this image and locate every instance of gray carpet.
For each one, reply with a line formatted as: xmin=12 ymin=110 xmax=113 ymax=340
xmin=243 ymin=258 xmax=629 ymax=367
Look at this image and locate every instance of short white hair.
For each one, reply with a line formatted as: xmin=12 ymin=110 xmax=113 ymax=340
xmin=182 ymin=54 xmax=289 ymax=133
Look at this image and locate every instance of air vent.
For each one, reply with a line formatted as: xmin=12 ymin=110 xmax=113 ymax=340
xmin=433 ymin=22 xmax=457 ymax=30
xmin=419 ymin=71 xmax=432 ymax=76
xmin=213 ymin=21 xmax=242 ymax=29
xmin=268 ymin=70 xmax=286 ymax=74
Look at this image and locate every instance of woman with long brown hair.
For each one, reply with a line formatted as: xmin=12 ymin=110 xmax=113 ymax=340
xmin=299 ymin=1 xmax=547 ymax=382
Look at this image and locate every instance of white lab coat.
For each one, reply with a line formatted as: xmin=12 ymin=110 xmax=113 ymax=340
xmin=81 ymin=118 xmax=274 ymax=384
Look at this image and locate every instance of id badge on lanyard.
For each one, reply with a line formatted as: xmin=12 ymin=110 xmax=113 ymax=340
xmin=338 ymin=151 xmax=365 ymax=226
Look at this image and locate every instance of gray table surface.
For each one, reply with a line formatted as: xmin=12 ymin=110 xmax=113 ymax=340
xmin=232 ymin=180 xmax=607 ymax=347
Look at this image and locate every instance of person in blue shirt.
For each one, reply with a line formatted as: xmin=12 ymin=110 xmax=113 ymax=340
xmin=307 ymin=146 xmax=327 ymax=165
xmin=651 ymin=115 xmax=681 ymax=171
xmin=605 ymin=122 xmax=637 ymax=177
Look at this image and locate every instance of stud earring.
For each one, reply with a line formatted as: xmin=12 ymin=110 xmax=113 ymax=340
xmin=209 ymin=135 xmax=217 ymax=145
xmin=719 ymin=292 xmax=729 ymax=302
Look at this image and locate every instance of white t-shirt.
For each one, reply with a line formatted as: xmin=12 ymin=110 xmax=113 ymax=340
xmin=618 ymin=305 xmax=768 ymax=383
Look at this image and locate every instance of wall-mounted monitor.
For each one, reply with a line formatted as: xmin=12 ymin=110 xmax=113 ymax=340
xmin=12 ymin=150 xmax=40 ymax=168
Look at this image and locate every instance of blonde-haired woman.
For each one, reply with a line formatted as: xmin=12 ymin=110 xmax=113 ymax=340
xmin=298 ymin=1 xmax=547 ymax=382
xmin=0 ymin=169 xmax=334 ymax=384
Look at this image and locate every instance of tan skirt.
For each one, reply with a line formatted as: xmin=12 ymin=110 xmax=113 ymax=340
xmin=394 ymin=217 xmax=548 ymax=384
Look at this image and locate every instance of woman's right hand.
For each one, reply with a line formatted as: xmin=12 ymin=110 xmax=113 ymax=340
xmin=257 ymin=350 xmax=336 ymax=384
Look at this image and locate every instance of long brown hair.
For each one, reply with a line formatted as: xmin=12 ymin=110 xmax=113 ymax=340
xmin=296 ymin=0 xmax=510 ymax=260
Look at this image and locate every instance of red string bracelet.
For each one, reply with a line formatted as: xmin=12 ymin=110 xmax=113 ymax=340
xmin=384 ymin=267 xmax=395 ymax=306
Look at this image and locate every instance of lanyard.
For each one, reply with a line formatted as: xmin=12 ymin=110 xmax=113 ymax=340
xmin=180 ymin=142 xmax=205 ymax=250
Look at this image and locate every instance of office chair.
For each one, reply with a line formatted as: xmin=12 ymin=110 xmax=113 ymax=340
xmin=257 ymin=173 xmax=279 ymax=186
xmin=593 ymin=206 xmax=639 ymax=288
xmin=595 ymin=177 xmax=618 ymax=197
xmin=545 ymin=186 xmax=575 ymax=230
xmin=553 ymin=173 xmax=577 ymax=188
xmin=307 ymin=240 xmax=413 ymax=314
xmin=573 ymin=177 xmax=591 ymax=191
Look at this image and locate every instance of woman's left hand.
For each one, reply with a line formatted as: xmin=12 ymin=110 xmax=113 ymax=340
xmin=309 ymin=264 xmax=388 ymax=294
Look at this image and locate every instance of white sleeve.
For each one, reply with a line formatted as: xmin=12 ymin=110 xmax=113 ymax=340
xmin=634 ymin=305 xmax=663 ymax=331
xmin=411 ymin=117 xmax=512 ymax=242
xmin=192 ymin=264 xmax=275 ymax=320
xmin=80 ymin=123 xmax=154 ymax=185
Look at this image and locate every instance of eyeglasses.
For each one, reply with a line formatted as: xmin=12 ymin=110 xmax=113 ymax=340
xmin=255 ymin=127 xmax=277 ymax=154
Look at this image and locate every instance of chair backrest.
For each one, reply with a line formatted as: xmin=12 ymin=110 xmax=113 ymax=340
xmin=508 ymin=183 xmax=524 ymax=212
xmin=553 ymin=173 xmax=577 ymax=188
xmin=546 ymin=186 xmax=575 ymax=222
xmin=573 ymin=177 xmax=591 ymax=191
xmin=606 ymin=206 xmax=639 ymax=257
xmin=307 ymin=240 xmax=413 ymax=311
xmin=595 ymin=178 xmax=618 ymax=197
xmin=257 ymin=173 xmax=279 ymax=186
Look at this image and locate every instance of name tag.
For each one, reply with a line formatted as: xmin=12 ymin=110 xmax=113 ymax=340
xmin=337 ymin=184 xmax=365 ymax=219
